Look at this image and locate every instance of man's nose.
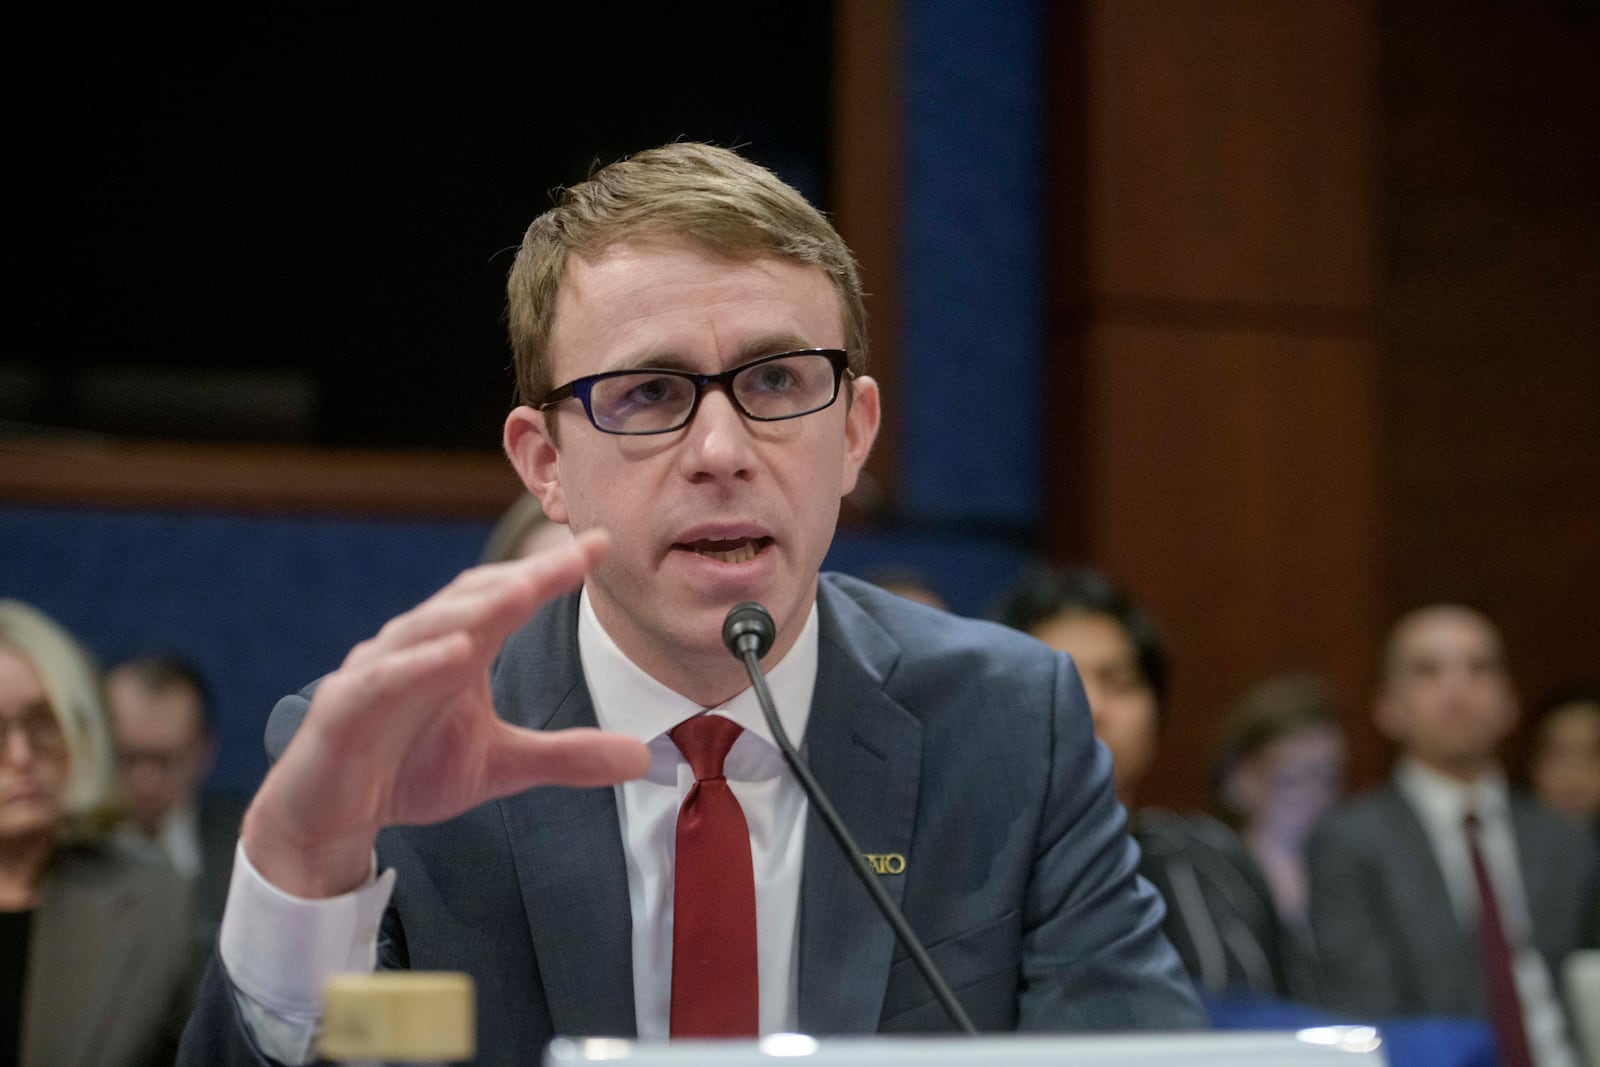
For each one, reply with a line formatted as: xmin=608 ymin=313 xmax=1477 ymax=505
xmin=680 ymin=385 xmax=755 ymax=478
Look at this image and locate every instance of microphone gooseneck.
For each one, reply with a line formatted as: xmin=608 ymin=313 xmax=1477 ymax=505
xmin=722 ymin=602 xmax=977 ymax=1035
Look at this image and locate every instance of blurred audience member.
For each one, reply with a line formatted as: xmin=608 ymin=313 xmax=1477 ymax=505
xmin=479 ymin=491 xmax=574 ymax=564
xmin=1212 ymin=673 xmax=1347 ymax=1001
xmin=107 ymin=653 xmax=246 ymax=951
xmin=1526 ymin=684 xmax=1600 ymax=834
xmin=994 ymin=566 xmax=1164 ymax=807
xmin=1309 ymin=603 xmax=1598 ymax=1067
xmin=860 ymin=566 xmax=948 ymax=611
xmin=0 ymin=599 xmax=195 ymax=1067
xmin=995 ymin=566 xmax=1302 ymax=1003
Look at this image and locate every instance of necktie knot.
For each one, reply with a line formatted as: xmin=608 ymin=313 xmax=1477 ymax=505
xmin=670 ymin=714 xmax=743 ymax=782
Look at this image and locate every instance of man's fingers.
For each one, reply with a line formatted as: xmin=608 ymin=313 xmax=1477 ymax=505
xmin=312 ymin=631 xmax=479 ymax=738
xmin=348 ymin=530 xmax=609 ymax=667
xmin=484 ymin=724 xmax=651 ymax=797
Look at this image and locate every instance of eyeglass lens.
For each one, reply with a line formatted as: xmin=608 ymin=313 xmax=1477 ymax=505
xmin=0 ymin=709 xmax=65 ymax=751
xmin=589 ymin=352 xmax=840 ymax=434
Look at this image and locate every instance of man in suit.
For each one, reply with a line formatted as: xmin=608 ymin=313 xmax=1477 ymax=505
xmin=108 ymin=653 xmax=248 ymax=951
xmin=178 ymin=142 xmax=1205 ymax=1065
xmin=1308 ymin=603 xmax=1599 ymax=1067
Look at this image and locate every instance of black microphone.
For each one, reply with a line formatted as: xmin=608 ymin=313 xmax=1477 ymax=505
xmin=721 ymin=602 xmax=977 ymax=1035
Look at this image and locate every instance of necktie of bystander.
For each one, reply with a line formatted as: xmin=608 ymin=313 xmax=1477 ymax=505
xmin=1463 ymin=811 xmax=1533 ymax=1067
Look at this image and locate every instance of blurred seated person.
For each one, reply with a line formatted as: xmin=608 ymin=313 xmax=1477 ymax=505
xmin=1308 ymin=603 xmax=1598 ymax=1067
xmin=0 ymin=599 xmax=195 ymax=1067
xmin=994 ymin=566 xmax=1302 ymax=1003
xmin=1526 ymin=684 xmax=1600 ymax=837
xmin=1211 ymin=673 xmax=1347 ymax=1003
xmin=107 ymin=653 xmax=247 ymax=951
xmin=480 ymin=491 xmax=575 ymax=564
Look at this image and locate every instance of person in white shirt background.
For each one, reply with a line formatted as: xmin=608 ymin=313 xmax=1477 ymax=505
xmin=107 ymin=653 xmax=247 ymax=956
xmin=1308 ymin=603 xmax=1600 ymax=1067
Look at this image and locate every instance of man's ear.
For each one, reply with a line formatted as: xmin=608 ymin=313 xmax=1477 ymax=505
xmin=839 ymin=375 xmax=881 ymax=497
xmin=504 ymin=406 xmax=569 ymax=524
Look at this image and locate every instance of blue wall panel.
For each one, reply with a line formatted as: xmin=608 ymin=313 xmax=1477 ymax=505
xmin=0 ymin=504 xmax=491 ymax=798
xmin=899 ymin=0 xmax=1045 ymax=529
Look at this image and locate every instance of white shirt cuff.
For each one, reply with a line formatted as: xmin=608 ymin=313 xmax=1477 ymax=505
xmin=218 ymin=839 xmax=397 ymax=1059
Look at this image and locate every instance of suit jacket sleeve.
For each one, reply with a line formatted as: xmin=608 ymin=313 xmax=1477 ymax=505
xmin=1015 ymin=652 xmax=1207 ymax=1030
xmin=1306 ymin=806 xmax=1407 ymax=1017
xmin=177 ymin=952 xmax=295 ymax=1067
xmin=177 ymin=687 xmax=324 ymax=1067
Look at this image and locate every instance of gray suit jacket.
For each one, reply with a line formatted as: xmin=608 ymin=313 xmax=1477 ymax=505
xmin=22 ymin=842 xmax=196 ymax=1067
xmin=180 ymin=573 xmax=1205 ymax=1064
xmin=1307 ymin=782 xmax=1600 ymax=1020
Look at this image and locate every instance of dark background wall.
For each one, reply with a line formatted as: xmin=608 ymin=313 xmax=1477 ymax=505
xmin=3 ymin=1 xmax=1597 ymax=809
xmin=4 ymin=6 xmax=830 ymax=448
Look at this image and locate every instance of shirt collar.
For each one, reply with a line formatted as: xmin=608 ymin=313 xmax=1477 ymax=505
xmin=1396 ymin=757 xmax=1510 ymax=826
xmin=575 ymin=586 xmax=818 ymax=751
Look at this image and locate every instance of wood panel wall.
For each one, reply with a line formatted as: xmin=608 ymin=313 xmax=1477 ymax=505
xmin=1378 ymin=1 xmax=1600 ymax=771
xmin=1045 ymin=0 xmax=1600 ymax=808
xmin=1047 ymin=1 xmax=1387 ymax=806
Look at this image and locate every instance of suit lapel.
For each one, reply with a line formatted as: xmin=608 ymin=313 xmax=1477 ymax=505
xmin=797 ymin=581 xmax=923 ymax=1033
xmin=496 ymin=594 xmax=637 ymax=1039
xmin=1383 ymin=789 xmax=1479 ymax=1011
xmin=1510 ymin=797 xmax=1564 ymax=962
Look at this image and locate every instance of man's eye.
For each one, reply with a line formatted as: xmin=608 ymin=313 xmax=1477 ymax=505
xmin=750 ymin=365 xmax=799 ymax=392
xmin=1099 ymin=671 xmax=1145 ymax=695
xmin=624 ymin=376 xmax=686 ymax=406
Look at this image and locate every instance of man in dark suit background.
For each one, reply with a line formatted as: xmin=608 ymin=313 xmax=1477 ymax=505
xmin=1308 ymin=603 xmax=1599 ymax=1067
xmin=107 ymin=654 xmax=247 ymax=951
xmin=177 ymin=142 xmax=1206 ymax=1065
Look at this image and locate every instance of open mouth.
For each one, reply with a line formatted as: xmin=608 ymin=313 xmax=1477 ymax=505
xmin=680 ymin=536 xmax=773 ymax=564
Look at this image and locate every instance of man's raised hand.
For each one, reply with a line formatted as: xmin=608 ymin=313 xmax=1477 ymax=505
xmin=240 ymin=529 xmax=650 ymax=897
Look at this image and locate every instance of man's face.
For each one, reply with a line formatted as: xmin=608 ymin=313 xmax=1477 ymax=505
xmin=1030 ymin=611 xmax=1159 ymax=803
xmin=506 ymin=236 xmax=879 ymax=703
xmin=107 ymin=672 xmax=211 ymax=836
xmin=1530 ymin=700 xmax=1600 ymax=821
xmin=0 ymin=647 xmax=70 ymax=843
xmin=1376 ymin=606 xmax=1517 ymax=779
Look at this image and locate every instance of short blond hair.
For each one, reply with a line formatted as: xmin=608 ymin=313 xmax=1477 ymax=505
xmin=0 ymin=599 xmax=114 ymax=831
xmin=506 ymin=142 xmax=868 ymax=408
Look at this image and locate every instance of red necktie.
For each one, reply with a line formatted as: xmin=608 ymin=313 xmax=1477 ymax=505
xmin=669 ymin=715 xmax=758 ymax=1037
xmin=1463 ymin=812 xmax=1533 ymax=1067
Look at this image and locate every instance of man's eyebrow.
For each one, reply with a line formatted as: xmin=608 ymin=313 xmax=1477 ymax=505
xmin=607 ymin=335 xmax=821 ymax=375
xmin=606 ymin=351 xmax=697 ymax=374
xmin=739 ymin=334 xmax=816 ymax=359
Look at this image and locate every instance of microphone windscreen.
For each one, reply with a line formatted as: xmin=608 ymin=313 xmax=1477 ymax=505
xmin=722 ymin=602 xmax=775 ymax=659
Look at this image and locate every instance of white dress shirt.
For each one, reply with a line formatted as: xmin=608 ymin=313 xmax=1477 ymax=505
xmin=116 ymin=800 xmax=203 ymax=880
xmin=220 ymin=588 xmax=816 ymax=1062
xmin=578 ymin=590 xmax=814 ymax=1037
xmin=1395 ymin=759 xmax=1577 ymax=1067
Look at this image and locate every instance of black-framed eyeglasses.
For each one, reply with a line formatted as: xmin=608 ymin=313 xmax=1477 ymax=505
xmin=538 ymin=349 xmax=851 ymax=436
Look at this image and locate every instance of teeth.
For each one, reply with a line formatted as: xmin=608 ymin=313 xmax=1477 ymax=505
xmin=695 ymin=539 xmax=761 ymax=564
